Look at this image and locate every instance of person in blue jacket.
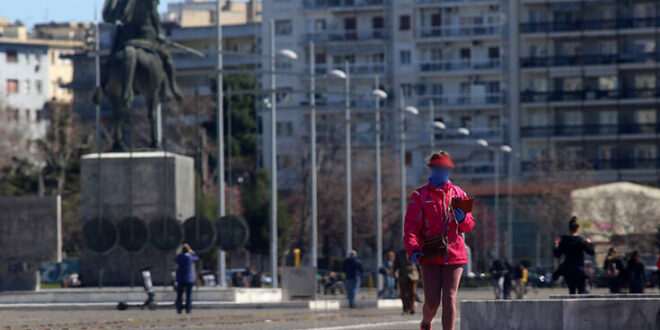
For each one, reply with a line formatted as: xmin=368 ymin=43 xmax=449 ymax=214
xmin=175 ymin=243 xmax=198 ymax=314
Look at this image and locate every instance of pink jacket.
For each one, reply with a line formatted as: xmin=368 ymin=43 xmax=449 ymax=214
xmin=403 ymin=181 xmax=475 ymax=266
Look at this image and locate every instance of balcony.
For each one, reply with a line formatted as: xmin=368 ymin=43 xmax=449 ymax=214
xmin=521 ymin=53 xmax=659 ymax=68
xmin=521 ymin=123 xmax=660 ymax=138
xmin=522 ymin=158 xmax=660 ymax=172
xmin=306 ymin=29 xmax=389 ymax=43
xmin=420 ymin=59 xmax=501 ymax=72
xmin=315 ymin=63 xmax=385 ymax=75
xmin=417 ymin=24 xmax=501 ymax=39
xmin=303 ymin=0 xmax=385 ymax=10
xmin=418 ymin=93 xmax=504 ymax=107
xmin=521 ymin=88 xmax=660 ymax=103
xmin=416 ymin=0 xmax=499 ymax=5
xmin=521 ymin=17 xmax=660 ymax=34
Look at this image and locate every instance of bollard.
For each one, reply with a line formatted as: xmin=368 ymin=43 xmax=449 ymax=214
xmin=294 ymin=248 xmax=301 ymax=268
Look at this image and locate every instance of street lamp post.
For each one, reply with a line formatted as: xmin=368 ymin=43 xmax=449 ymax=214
xmin=216 ymin=0 xmax=228 ymax=288
xmin=329 ymin=65 xmax=351 ymax=254
xmin=476 ymin=140 xmax=512 ymax=260
xmin=372 ymin=80 xmax=387 ymax=291
xmin=400 ymin=102 xmax=419 ymax=238
xmin=309 ymin=41 xmax=318 ymax=268
xmin=429 ymin=101 xmax=435 ymax=151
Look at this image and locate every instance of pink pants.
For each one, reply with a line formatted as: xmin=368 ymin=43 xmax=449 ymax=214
xmin=421 ymin=264 xmax=463 ymax=330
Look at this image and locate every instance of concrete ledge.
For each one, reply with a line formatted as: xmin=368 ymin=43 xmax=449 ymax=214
xmin=0 ymin=287 xmax=282 ymax=304
xmin=460 ymin=298 xmax=660 ymax=330
xmin=376 ymin=299 xmax=403 ymax=309
xmin=308 ymin=300 xmax=341 ymax=310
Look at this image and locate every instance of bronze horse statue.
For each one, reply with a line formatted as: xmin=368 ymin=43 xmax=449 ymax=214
xmin=96 ymin=0 xmax=188 ymax=151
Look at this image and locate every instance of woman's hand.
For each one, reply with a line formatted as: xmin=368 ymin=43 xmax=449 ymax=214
xmin=410 ymin=251 xmax=424 ymax=265
xmin=454 ymin=208 xmax=466 ymax=223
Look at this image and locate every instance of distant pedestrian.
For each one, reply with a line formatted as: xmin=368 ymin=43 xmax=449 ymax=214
xmin=489 ymin=259 xmax=511 ymax=299
xmin=175 ymin=243 xmax=198 ymax=314
xmin=379 ymin=251 xmax=397 ymax=299
xmin=404 ymin=151 xmax=476 ymax=330
xmin=656 ymin=253 xmax=660 ymax=290
xmin=603 ymin=247 xmax=625 ymax=294
xmin=394 ymin=249 xmax=420 ymax=314
xmin=343 ymin=250 xmax=363 ymax=308
xmin=553 ymin=217 xmax=594 ymax=294
xmin=627 ymin=251 xmax=646 ymax=294
xmin=513 ymin=262 xmax=529 ymax=299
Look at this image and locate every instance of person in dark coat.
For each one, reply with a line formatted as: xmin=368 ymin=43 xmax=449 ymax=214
xmin=175 ymin=243 xmax=198 ymax=314
xmin=553 ymin=216 xmax=594 ymax=294
xmin=489 ymin=259 xmax=511 ymax=299
xmin=342 ymin=250 xmax=363 ymax=308
xmin=603 ymin=247 xmax=625 ymax=294
xmin=394 ymin=249 xmax=420 ymax=314
xmin=627 ymin=251 xmax=646 ymax=294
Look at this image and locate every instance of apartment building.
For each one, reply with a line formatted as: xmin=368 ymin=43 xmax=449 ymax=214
xmin=0 ymin=23 xmax=82 ymax=148
xmin=516 ymin=0 xmax=660 ymax=185
xmin=163 ymin=0 xmax=262 ymax=27
xmin=260 ymin=0 xmax=507 ymax=188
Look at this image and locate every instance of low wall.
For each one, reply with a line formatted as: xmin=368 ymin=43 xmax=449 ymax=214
xmin=461 ymin=298 xmax=660 ymax=330
xmin=0 ymin=287 xmax=282 ymax=304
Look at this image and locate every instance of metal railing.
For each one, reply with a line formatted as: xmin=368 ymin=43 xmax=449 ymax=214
xmin=417 ymin=0 xmax=497 ymax=4
xmin=522 ymin=158 xmax=660 ymax=172
xmin=420 ymin=59 xmax=501 ymax=72
xmin=303 ymin=0 xmax=386 ymax=9
xmin=418 ymin=93 xmax=504 ymax=107
xmin=305 ymin=29 xmax=389 ymax=43
xmin=521 ymin=88 xmax=660 ymax=103
xmin=418 ymin=24 xmax=501 ymax=38
xmin=521 ymin=53 xmax=659 ymax=68
xmin=521 ymin=124 xmax=660 ymax=137
xmin=521 ymin=17 xmax=660 ymax=33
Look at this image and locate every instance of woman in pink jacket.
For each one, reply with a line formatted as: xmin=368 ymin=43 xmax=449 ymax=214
xmin=404 ymin=151 xmax=475 ymax=330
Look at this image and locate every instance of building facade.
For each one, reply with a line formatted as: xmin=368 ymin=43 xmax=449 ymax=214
xmin=260 ymin=0 xmax=508 ymax=189
xmin=163 ymin=0 xmax=262 ymax=27
xmin=516 ymin=0 xmax=660 ymax=186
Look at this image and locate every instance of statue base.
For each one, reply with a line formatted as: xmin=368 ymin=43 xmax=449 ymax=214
xmin=79 ymin=151 xmax=194 ymax=286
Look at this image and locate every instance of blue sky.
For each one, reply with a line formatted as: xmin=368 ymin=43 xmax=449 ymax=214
xmin=0 ymin=0 xmax=179 ymax=26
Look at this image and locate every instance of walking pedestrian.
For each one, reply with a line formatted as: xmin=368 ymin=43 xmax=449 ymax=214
xmin=603 ymin=247 xmax=625 ymax=294
xmin=175 ymin=243 xmax=198 ymax=314
xmin=513 ymin=262 xmax=529 ymax=299
xmin=627 ymin=251 xmax=646 ymax=294
xmin=553 ymin=217 xmax=594 ymax=294
xmin=404 ymin=151 xmax=476 ymax=330
xmin=394 ymin=249 xmax=420 ymax=314
xmin=342 ymin=250 xmax=363 ymax=308
xmin=489 ymin=259 xmax=506 ymax=299
xmin=379 ymin=251 xmax=397 ymax=299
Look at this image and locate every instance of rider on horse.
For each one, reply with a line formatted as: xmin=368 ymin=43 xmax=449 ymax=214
xmin=102 ymin=0 xmax=183 ymax=106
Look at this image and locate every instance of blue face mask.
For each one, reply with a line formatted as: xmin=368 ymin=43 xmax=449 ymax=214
xmin=429 ymin=167 xmax=450 ymax=187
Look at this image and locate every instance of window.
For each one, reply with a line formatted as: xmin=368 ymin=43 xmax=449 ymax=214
xmin=460 ymin=48 xmax=471 ymax=60
xmin=431 ymin=83 xmax=443 ymax=95
xmin=275 ymin=19 xmax=292 ymax=36
xmin=488 ymin=47 xmax=500 ymax=59
xmin=400 ymin=50 xmax=411 ymax=65
xmin=344 ymin=17 xmax=357 ymax=30
xmin=401 ymin=84 xmax=414 ymax=97
xmin=6 ymin=50 xmax=18 ymax=63
xmin=431 ymin=13 xmax=442 ymax=27
xmin=24 ymin=80 xmax=31 ymax=94
xmin=405 ymin=151 xmax=412 ymax=166
xmin=460 ymin=116 xmax=472 ymax=128
xmin=35 ymin=80 xmax=43 ymax=94
xmin=6 ymin=79 xmax=19 ymax=94
xmin=372 ymin=16 xmax=384 ymax=30
xmin=314 ymin=19 xmax=326 ymax=31
xmin=636 ymin=109 xmax=656 ymax=124
xmin=399 ymin=15 xmax=411 ymax=31
xmin=599 ymin=111 xmax=618 ymax=124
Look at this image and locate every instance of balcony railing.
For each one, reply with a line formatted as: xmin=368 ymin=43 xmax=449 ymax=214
xmin=521 ymin=124 xmax=660 ymax=137
xmin=416 ymin=0 xmax=497 ymax=4
xmin=306 ymin=29 xmax=389 ymax=43
xmin=420 ymin=59 xmax=501 ymax=72
xmin=521 ymin=88 xmax=660 ymax=103
xmin=315 ymin=63 xmax=385 ymax=75
xmin=521 ymin=17 xmax=660 ymax=33
xmin=522 ymin=158 xmax=660 ymax=172
xmin=418 ymin=24 xmax=501 ymax=38
xmin=418 ymin=93 xmax=504 ymax=107
xmin=521 ymin=53 xmax=659 ymax=68
xmin=303 ymin=0 xmax=385 ymax=9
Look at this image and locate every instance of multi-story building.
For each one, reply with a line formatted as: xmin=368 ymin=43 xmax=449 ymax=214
xmin=515 ymin=0 xmax=660 ymax=186
xmin=260 ymin=0 xmax=507 ymax=189
xmin=0 ymin=23 xmax=82 ymax=152
xmin=163 ymin=0 xmax=262 ymax=27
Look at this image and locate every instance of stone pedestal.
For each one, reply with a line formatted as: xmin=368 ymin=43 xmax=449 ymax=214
xmin=80 ymin=152 xmax=194 ymax=286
